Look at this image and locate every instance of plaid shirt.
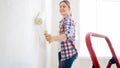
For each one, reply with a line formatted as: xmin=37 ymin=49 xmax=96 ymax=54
xmin=59 ymin=16 xmax=77 ymax=61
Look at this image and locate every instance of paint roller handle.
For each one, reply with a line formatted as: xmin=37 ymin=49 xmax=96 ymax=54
xmin=44 ymin=30 xmax=51 ymax=44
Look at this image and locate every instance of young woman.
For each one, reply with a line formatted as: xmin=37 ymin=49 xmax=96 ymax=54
xmin=44 ymin=0 xmax=78 ymax=68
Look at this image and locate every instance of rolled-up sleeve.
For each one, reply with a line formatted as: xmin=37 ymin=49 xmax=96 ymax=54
xmin=63 ymin=18 xmax=75 ymax=41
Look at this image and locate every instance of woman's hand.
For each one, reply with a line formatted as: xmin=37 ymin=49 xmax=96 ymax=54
xmin=44 ymin=31 xmax=67 ymax=43
xmin=44 ymin=33 xmax=53 ymax=43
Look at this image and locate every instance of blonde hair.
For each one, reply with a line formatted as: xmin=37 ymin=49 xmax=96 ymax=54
xmin=59 ymin=0 xmax=72 ymax=16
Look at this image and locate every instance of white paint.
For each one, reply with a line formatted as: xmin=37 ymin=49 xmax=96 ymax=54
xmin=0 ymin=0 xmax=46 ymax=68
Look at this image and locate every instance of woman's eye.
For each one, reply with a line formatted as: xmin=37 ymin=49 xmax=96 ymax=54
xmin=60 ymin=5 xmax=66 ymax=8
xmin=60 ymin=6 xmax=62 ymax=8
xmin=63 ymin=6 xmax=66 ymax=8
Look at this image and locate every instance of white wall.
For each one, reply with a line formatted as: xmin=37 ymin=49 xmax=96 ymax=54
xmin=0 ymin=0 xmax=47 ymax=68
xmin=97 ymin=0 xmax=120 ymax=57
xmin=79 ymin=0 xmax=97 ymax=57
xmin=78 ymin=0 xmax=120 ymax=67
xmin=80 ymin=0 xmax=120 ymax=57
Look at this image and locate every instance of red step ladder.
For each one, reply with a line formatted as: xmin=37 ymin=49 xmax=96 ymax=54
xmin=85 ymin=32 xmax=120 ymax=68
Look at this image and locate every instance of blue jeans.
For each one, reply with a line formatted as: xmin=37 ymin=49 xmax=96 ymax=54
xmin=58 ymin=52 xmax=77 ymax=68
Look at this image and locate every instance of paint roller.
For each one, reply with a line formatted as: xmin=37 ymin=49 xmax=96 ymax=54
xmin=34 ymin=12 xmax=51 ymax=44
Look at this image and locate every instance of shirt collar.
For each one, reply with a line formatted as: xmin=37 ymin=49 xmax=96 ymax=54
xmin=59 ymin=15 xmax=71 ymax=23
xmin=63 ymin=15 xmax=71 ymax=19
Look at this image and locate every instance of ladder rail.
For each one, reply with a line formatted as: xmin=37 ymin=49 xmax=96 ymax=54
xmin=85 ymin=32 xmax=120 ymax=68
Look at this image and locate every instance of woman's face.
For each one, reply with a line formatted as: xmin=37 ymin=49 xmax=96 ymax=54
xmin=59 ymin=2 xmax=70 ymax=17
